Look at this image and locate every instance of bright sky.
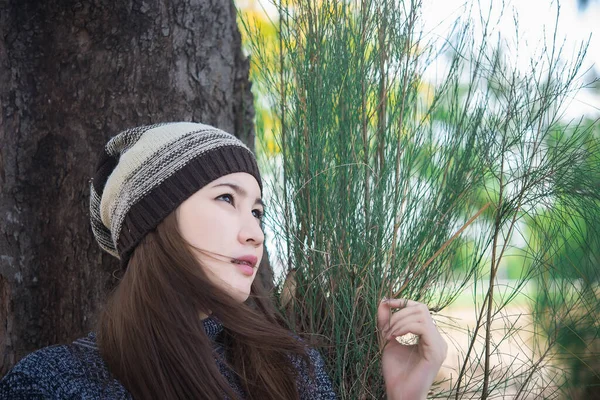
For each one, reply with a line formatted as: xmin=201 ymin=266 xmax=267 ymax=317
xmin=418 ymin=0 xmax=600 ymax=118
xmin=238 ymin=0 xmax=600 ymax=119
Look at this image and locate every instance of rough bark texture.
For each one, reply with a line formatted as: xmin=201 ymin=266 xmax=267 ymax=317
xmin=0 ymin=0 xmax=270 ymax=375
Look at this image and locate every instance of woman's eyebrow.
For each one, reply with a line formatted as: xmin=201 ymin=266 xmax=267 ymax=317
xmin=212 ymin=182 xmax=264 ymax=207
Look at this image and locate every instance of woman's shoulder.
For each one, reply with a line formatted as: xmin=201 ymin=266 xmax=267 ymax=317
xmin=0 ymin=333 xmax=129 ymax=399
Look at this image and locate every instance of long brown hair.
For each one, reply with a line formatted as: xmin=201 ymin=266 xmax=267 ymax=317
xmin=96 ymin=213 xmax=311 ymax=399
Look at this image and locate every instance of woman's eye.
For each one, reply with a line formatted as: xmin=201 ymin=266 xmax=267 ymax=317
xmin=252 ymin=209 xmax=264 ymax=220
xmin=217 ymin=194 xmax=234 ymax=205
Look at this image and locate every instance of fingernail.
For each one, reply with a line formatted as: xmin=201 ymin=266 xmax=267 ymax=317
xmin=381 ymin=297 xmax=388 ymax=303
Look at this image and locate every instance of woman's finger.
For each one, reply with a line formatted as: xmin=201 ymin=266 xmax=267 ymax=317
xmin=386 ymin=321 xmax=424 ymax=341
xmin=382 ymin=313 xmax=430 ymax=339
xmin=377 ymin=299 xmax=431 ymax=331
xmin=383 ymin=298 xmax=422 ymax=309
xmin=378 ymin=307 xmax=423 ymax=336
xmin=377 ymin=298 xmax=417 ymax=329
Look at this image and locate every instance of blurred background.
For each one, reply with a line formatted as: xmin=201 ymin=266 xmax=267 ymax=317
xmin=236 ymin=0 xmax=600 ymax=398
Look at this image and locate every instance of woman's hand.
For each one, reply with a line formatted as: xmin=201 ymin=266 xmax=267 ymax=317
xmin=377 ymin=298 xmax=448 ymax=400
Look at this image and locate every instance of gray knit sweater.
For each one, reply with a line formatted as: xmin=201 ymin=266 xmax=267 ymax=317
xmin=0 ymin=317 xmax=336 ymax=399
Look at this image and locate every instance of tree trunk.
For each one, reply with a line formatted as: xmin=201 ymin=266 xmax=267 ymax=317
xmin=0 ymin=0 xmax=270 ymax=375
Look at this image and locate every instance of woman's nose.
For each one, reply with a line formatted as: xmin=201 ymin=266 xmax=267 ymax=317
xmin=238 ymin=215 xmax=265 ymax=246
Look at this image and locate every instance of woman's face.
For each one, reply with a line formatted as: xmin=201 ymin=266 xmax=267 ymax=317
xmin=176 ymin=172 xmax=264 ymax=302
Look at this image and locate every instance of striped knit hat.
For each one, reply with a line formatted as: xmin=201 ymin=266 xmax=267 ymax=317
xmin=90 ymin=122 xmax=262 ymax=266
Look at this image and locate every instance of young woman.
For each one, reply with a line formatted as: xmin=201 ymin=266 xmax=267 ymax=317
xmin=0 ymin=122 xmax=447 ymax=399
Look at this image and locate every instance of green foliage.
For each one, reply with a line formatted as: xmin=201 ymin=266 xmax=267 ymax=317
xmin=526 ymin=138 xmax=600 ymax=398
xmin=241 ymin=0 xmax=600 ymax=398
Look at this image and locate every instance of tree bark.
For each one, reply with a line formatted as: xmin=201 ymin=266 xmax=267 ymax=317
xmin=0 ymin=0 xmax=270 ymax=375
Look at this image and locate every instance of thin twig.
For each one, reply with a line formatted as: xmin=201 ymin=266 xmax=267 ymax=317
xmin=393 ymin=202 xmax=491 ymax=299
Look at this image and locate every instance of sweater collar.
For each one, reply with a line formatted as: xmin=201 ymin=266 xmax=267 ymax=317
xmin=202 ymin=315 xmax=224 ymax=341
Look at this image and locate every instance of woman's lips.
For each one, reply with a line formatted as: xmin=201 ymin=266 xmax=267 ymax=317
xmin=232 ymin=255 xmax=258 ymax=267
xmin=233 ymin=262 xmax=254 ymax=276
xmin=231 ymin=256 xmax=258 ymax=276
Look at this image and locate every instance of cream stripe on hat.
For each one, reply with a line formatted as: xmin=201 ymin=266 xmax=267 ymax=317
xmin=100 ymin=122 xmax=211 ymax=228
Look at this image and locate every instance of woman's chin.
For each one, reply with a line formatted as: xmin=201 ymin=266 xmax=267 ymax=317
xmin=236 ymin=288 xmax=252 ymax=303
xmin=222 ymin=284 xmax=251 ymax=303
xmin=209 ymin=275 xmax=253 ymax=303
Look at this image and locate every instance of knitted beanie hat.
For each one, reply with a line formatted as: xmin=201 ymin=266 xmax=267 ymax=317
xmin=89 ymin=122 xmax=262 ymax=266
